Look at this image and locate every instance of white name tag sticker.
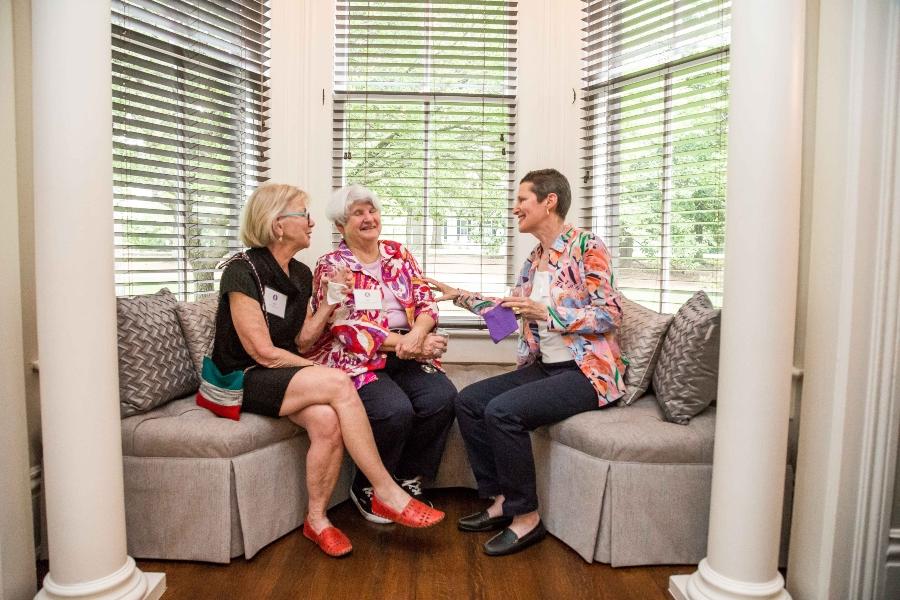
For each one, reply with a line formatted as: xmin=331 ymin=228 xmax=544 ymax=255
xmin=353 ymin=288 xmax=382 ymax=310
xmin=263 ymin=286 xmax=287 ymax=319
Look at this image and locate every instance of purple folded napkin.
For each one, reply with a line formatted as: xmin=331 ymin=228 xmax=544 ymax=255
xmin=483 ymin=305 xmax=518 ymax=343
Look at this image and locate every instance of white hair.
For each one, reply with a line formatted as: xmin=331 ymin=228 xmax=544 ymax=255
xmin=327 ymin=184 xmax=383 ymax=225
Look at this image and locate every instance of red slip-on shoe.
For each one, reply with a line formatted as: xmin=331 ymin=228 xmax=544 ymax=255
xmin=370 ymin=494 xmax=445 ymax=528
xmin=303 ymin=519 xmax=352 ymax=557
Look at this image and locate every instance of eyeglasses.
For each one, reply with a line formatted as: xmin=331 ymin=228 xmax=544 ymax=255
xmin=278 ymin=210 xmax=308 ymax=220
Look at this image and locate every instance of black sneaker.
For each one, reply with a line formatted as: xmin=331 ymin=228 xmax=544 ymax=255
xmin=396 ymin=476 xmax=433 ymax=508
xmin=350 ymin=484 xmax=392 ymax=524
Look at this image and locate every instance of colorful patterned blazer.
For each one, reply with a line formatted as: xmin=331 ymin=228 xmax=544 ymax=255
xmin=454 ymin=225 xmax=626 ymax=405
xmin=304 ymin=240 xmax=440 ymax=389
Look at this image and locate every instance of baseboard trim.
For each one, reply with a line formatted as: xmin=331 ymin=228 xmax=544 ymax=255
xmin=669 ymin=574 xmax=690 ymax=600
xmin=143 ymin=572 xmax=166 ymax=600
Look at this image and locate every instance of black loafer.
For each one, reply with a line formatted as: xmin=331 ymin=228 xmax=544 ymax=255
xmin=457 ymin=510 xmax=513 ymax=532
xmin=483 ymin=521 xmax=547 ymax=556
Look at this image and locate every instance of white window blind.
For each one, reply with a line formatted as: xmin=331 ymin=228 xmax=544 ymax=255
xmin=581 ymin=0 xmax=730 ymax=313
xmin=112 ymin=0 xmax=270 ymax=299
xmin=333 ymin=0 xmax=518 ymax=325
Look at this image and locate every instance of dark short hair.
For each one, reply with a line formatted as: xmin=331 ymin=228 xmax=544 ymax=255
xmin=520 ymin=169 xmax=571 ymax=218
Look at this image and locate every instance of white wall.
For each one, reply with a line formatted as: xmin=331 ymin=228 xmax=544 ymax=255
xmin=512 ymin=0 xmax=584 ymax=263
xmin=0 ymin=0 xmax=37 ymax=596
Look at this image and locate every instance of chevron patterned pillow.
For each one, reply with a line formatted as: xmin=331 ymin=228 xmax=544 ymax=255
xmin=618 ymin=296 xmax=674 ymax=405
xmin=175 ymin=294 xmax=219 ymax=375
xmin=117 ymin=288 xmax=199 ymax=417
xmin=651 ymin=291 xmax=721 ymax=424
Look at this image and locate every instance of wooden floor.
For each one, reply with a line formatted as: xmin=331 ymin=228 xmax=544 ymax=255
xmin=122 ymin=488 xmax=693 ymax=600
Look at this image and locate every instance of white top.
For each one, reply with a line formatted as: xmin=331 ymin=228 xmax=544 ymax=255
xmin=361 ymin=260 xmax=410 ymax=330
xmin=530 ymin=271 xmax=571 ymax=364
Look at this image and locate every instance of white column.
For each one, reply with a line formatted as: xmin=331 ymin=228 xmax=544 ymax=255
xmin=670 ymin=1 xmax=805 ymax=599
xmin=31 ymin=2 xmax=162 ymax=599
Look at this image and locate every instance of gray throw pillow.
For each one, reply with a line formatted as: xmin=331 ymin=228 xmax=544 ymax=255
xmin=175 ymin=294 xmax=219 ymax=375
xmin=117 ymin=288 xmax=198 ymax=417
xmin=618 ymin=296 xmax=674 ymax=405
xmin=652 ymin=291 xmax=721 ymax=424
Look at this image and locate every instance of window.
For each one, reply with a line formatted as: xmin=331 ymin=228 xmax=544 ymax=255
xmin=581 ymin=0 xmax=730 ymax=313
xmin=112 ymin=0 xmax=270 ymax=298
xmin=333 ymin=0 xmax=518 ymax=325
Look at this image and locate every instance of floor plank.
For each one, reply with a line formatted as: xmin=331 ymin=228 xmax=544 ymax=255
xmin=122 ymin=488 xmax=694 ymax=599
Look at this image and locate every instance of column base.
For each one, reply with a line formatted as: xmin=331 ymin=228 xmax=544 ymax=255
xmin=669 ymin=559 xmax=791 ymax=600
xmin=36 ymin=556 xmax=165 ymax=600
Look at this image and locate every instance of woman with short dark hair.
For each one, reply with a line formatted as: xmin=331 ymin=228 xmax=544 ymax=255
xmin=426 ymin=169 xmax=626 ymax=556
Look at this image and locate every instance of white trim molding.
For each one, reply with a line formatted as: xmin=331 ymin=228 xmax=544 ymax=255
xmin=849 ymin=4 xmax=900 ymax=593
xmin=1 ymin=0 xmax=37 ymax=595
xmin=850 ymin=2 xmax=900 ymax=598
xmin=787 ymin=0 xmax=900 ymax=598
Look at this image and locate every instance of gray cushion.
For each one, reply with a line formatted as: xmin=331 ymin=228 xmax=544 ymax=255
xmin=542 ymin=395 xmax=715 ymax=463
xmin=618 ymin=297 xmax=674 ymax=405
xmin=443 ymin=363 xmax=513 ymax=389
xmin=175 ymin=294 xmax=219 ymax=375
xmin=442 ymin=362 xmax=715 ymax=463
xmin=121 ymin=396 xmax=300 ymax=458
xmin=117 ymin=289 xmax=198 ymax=417
xmin=652 ymin=291 xmax=721 ymax=424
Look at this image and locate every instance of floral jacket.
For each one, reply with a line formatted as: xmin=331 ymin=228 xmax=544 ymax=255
xmin=303 ymin=240 xmax=441 ymax=389
xmin=454 ymin=225 xmax=626 ymax=405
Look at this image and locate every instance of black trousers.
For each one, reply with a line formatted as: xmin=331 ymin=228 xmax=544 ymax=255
xmin=354 ymin=353 xmax=457 ymax=488
xmin=455 ymin=360 xmax=601 ymax=516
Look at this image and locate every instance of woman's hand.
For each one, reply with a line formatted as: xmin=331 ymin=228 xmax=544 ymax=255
xmin=419 ymin=333 xmax=448 ymax=360
xmin=422 ymin=277 xmax=460 ymax=302
xmin=395 ymin=328 xmax=427 ymax=360
xmin=329 ymin=265 xmax=354 ymax=288
xmin=500 ymin=296 xmax=550 ymax=322
xmin=320 ymin=265 xmax=354 ymax=309
xmin=298 ymin=266 xmax=356 ymax=352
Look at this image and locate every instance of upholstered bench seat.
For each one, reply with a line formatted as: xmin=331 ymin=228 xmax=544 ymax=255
xmin=545 ymin=395 xmax=716 ymax=464
xmin=530 ymin=397 xmax=721 ymax=566
xmin=122 ymin=397 xmax=299 ymax=459
xmin=122 ymin=396 xmax=354 ymax=563
xmin=118 ymin=293 xmax=793 ymax=566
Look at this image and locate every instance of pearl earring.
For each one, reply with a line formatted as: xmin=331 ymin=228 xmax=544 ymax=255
xmin=278 ymin=235 xmax=283 ymax=242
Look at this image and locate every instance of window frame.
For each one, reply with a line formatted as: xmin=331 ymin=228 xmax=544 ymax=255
xmin=581 ymin=0 xmax=730 ymax=314
xmin=331 ymin=0 xmax=519 ymax=327
xmin=111 ymin=0 xmax=271 ymax=300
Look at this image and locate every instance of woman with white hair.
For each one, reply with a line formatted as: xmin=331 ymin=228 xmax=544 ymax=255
xmin=303 ymin=184 xmax=457 ymax=524
xmin=209 ymin=183 xmax=445 ymax=557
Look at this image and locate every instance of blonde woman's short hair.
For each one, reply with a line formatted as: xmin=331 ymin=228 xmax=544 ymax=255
xmin=327 ymin=184 xmax=383 ymax=225
xmin=240 ymin=183 xmax=308 ymax=248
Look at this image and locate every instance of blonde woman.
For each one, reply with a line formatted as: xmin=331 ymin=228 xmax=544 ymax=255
xmin=209 ymin=183 xmax=444 ymax=557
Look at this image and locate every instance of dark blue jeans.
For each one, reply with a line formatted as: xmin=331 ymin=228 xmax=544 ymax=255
xmin=354 ymin=353 xmax=457 ymax=489
xmin=455 ymin=360 xmax=601 ymax=516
